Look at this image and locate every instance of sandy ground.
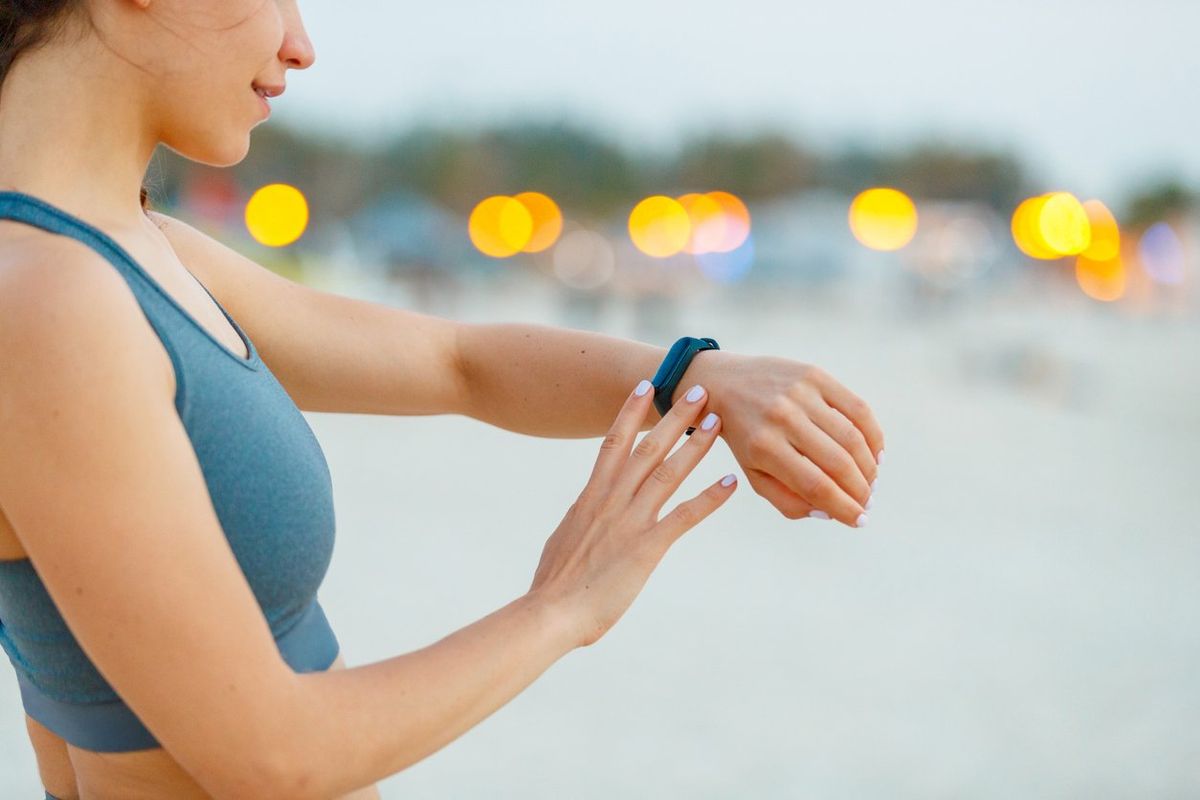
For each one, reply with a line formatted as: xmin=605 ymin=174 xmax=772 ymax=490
xmin=3 ymin=263 xmax=1198 ymax=797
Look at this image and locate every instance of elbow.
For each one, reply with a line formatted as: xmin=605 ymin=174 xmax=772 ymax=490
xmin=200 ymin=749 xmax=322 ymax=800
xmin=191 ymin=709 xmax=323 ymax=800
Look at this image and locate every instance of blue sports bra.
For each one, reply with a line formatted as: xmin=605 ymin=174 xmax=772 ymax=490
xmin=0 ymin=190 xmax=340 ymax=753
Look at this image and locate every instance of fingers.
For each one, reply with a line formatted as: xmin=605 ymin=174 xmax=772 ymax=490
xmin=758 ymin=435 xmax=867 ymax=527
xmin=650 ymin=471 xmax=737 ymax=547
xmin=628 ymin=405 xmax=724 ymax=519
xmin=786 ymin=416 xmax=871 ymax=507
xmin=610 ymin=382 xmax=711 ymax=503
xmin=742 ymin=467 xmax=816 ymax=520
xmin=807 ymin=403 xmax=877 ymax=495
xmin=585 ymin=378 xmax=655 ymax=493
xmin=811 ymin=369 xmax=885 ymax=464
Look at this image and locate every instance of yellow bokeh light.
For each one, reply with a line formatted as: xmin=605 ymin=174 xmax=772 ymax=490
xmin=244 ymin=183 xmax=309 ymax=247
xmin=848 ymin=187 xmax=918 ymax=251
xmin=706 ymin=191 xmax=752 ymax=252
xmin=1011 ymin=195 xmax=1060 ymax=260
xmin=1038 ymin=192 xmax=1092 ymax=256
xmin=469 ymin=196 xmax=533 ymax=258
xmin=1075 ymin=254 xmax=1126 ymax=302
xmin=1080 ymin=199 xmax=1120 ymax=262
xmin=628 ymin=196 xmax=691 ymax=258
xmin=513 ymin=191 xmax=563 ymax=253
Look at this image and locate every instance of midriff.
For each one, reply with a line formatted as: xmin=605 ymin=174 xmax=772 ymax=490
xmin=1 ymin=513 xmax=379 ymax=798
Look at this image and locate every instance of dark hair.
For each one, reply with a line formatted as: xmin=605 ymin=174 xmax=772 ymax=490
xmin=1 ymin=0 xmax=152 ymax=211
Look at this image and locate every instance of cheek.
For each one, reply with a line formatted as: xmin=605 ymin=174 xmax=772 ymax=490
xmin=181 ymin=0 xmax=283 ymax=70
xmin=234 ymin=0 xmax=287 ymax=64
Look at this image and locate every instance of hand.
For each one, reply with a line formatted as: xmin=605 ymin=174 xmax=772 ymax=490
xmin=687 ymin=351 xmax=884 ymax=528
xmin=529 ymin=378 xmax=736 ymax=649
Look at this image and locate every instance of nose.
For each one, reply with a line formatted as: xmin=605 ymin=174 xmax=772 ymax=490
xmin=278 ymin=2 xmax=316 ymax=70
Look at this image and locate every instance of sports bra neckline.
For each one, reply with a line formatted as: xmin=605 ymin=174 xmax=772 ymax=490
xmin=0 ymin=189 xmax=261 ymax=371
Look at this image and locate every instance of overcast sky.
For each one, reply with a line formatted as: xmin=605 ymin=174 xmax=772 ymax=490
xmin=276 ymin=0 xmax=1199 ymax=204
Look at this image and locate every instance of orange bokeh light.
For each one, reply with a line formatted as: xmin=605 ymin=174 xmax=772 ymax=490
xmin=1075 ymin=254 xmax=1126 ymax=302
xmin=705 ymin=191 xmax=752 ymax=252
xmin=513 ymin=191 xmax=563 ymax=253
xmin=469 ymin=196 xmax=533 ymax=258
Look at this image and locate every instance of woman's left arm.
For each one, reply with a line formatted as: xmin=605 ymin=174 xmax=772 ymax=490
xmin=458 ymin=322 xmax=885 ymax=528
xmin=149 ymin=211 xmax=882 ymax=527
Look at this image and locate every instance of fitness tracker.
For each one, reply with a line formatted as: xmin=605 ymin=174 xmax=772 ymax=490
xmin=651 ymin=336 xmax=721 ymax=435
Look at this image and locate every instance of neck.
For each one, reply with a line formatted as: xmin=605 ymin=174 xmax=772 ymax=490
xmin=0 ymin=40 xmax=157 ymax=230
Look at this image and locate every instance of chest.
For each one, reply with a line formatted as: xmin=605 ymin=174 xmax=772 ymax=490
xmin=0 ymin=225 xmax=248 ymax=562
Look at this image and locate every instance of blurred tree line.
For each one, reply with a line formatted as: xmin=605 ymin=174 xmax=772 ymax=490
xmin=145 ymin=119 xmax=1194 ymax=231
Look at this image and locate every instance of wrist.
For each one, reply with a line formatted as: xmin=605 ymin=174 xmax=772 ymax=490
xmin=668 ymin=348 xmax=727 ymax=420
xmin=520 ymin=589 xmax=581 ymax=653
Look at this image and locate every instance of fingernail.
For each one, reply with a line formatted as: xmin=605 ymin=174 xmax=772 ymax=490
xmin=720 ymin=473 xmax=737 ymax=487
xmin=635 ymin=379 xmax=653 ymax=396
xmin=877 ymin=449 xmax=886 ymax=465
xmin=700 ymin=412 xmax=719 ymax=431
xmin=865 ymin=495 xmax=874 ymax=511
xmin=871 ymin=477 xmax=878 ymax=492
xmin=809 ymin=510 xmax=830 ymax=520
xmin=685 ymin=384 xmax=705 ymax=403
xmin=856 ymin=513 xmax=869 ymax=528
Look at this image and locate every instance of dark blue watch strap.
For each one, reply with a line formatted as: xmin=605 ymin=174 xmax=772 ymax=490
xmin=651 ymin=336 xmax=720 ymax=434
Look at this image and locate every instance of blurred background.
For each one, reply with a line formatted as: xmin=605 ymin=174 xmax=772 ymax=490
xmin=4 ymin=0 xmax=1200 ymax=796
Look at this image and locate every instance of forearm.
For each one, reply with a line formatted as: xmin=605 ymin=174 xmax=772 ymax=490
xmin=275 ymin=593 xmax=575 ymax=800
xmin=456 ymin=322 xmax=724 ymax=437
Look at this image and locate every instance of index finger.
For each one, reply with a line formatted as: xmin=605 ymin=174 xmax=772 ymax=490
xmin=585 ymin=378 xmax=656 ymax=492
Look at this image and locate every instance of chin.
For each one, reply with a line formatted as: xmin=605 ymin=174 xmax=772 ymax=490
xmin=161 ymin=130 xmax=253 ymax=169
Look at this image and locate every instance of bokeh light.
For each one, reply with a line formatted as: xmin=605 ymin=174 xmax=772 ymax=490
xmin=697 ymin=234 xmax=755 ymax=283
xmin=513 ymin=191 xmax=563 ymax=253
xmin=552 ymin=227 xmax=616 ymax=289
xmin=1038 ymin=192 xmax=1092 ymax=256
xmin=469 ymin=195 xmax=534 ymax=258
xmin=679 ymin=193 xmax=727 ymax=254
xmin=1011 ymin=195 xmax=1060 ymax=260
xmin=848 ymin=187 xmax=918 ymax=251
xmin=1080 ymin=199 xmax=1120 ymax=261
xmin=1075 ymin=254 xmax=1127 ymax=302
xmin=1011 ymin=192 xmax=1093 ymax=260
xmin=705 ymin=191 xmax=752 ymax=252
xmin=628 ymin=195 xmax=691 ymax=258
xmin=1138 ymin=222 xmax=1186 ymax=285
xmin=245 ymin=183 xmax=309 ymax=247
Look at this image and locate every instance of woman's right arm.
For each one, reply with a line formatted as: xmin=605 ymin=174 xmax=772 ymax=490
xmin=0 ymin=251 xmax=579 ymax=799
xmin=0 ymin=246 xmax=731 ymax=800
xmin=280 ymin=592 xmax=574 ymax=798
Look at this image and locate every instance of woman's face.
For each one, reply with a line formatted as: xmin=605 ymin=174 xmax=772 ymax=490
xmin=96 ymin=0 xmax=316 ymax=165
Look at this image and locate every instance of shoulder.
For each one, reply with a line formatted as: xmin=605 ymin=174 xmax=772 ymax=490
xmin=0 ymin=230 xmax=175 ymax=396
xmin=143 ymin=208 xmax=302 ymax=321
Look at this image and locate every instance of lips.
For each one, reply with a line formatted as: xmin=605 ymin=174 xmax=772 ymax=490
xmin=251 ymin=83 xmax=286 ymax=98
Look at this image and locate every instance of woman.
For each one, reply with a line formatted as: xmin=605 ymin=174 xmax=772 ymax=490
xmin=0 ymin=1 xmax=884 ymax=797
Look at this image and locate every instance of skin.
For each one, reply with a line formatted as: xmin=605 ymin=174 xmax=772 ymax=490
xmin=0 ymin=1 xmax=381 ymax=796
xmin=0 ymin=0 xmax=885 ymax=795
